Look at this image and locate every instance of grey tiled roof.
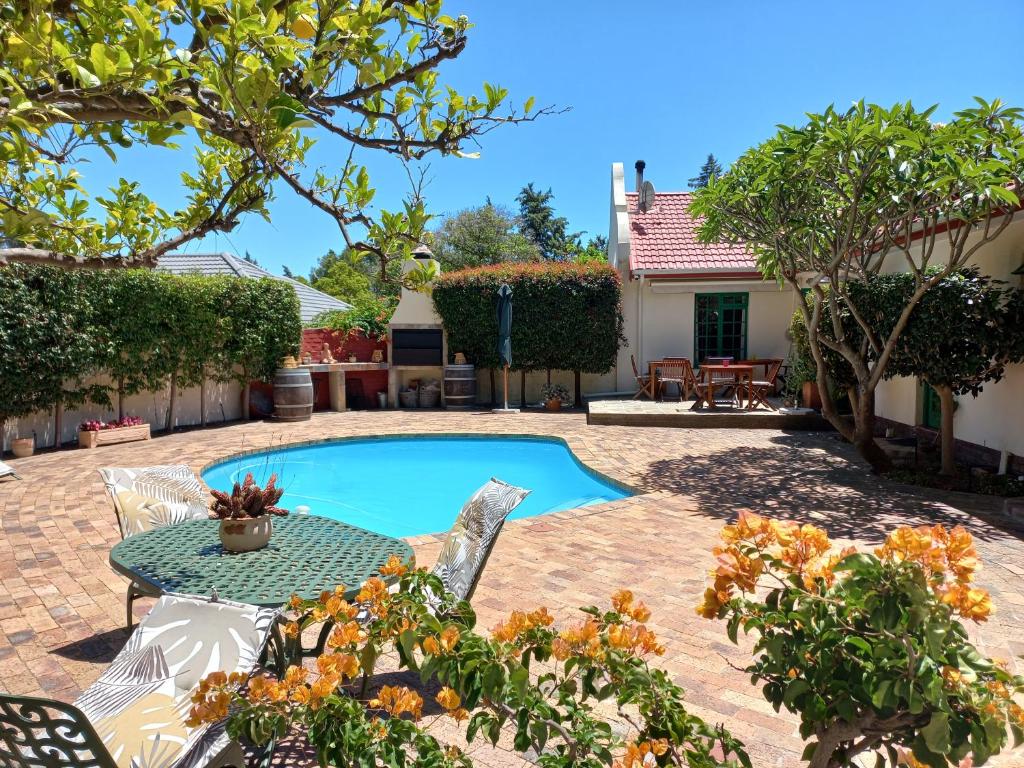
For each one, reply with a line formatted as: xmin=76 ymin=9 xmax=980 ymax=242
xmin=155 ymin=252 xmax=351 ymax=323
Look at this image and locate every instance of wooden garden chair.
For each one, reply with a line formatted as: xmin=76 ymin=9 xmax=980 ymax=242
xmin=656 ymin=359 xmax=697 ymax=401
xmin=631 ymin=354 xmax=654 ymax=399
xmin=0 ymin=593 xmax=278 ymax=768
xmin=745 ymin=358 xmax=783 ymax=411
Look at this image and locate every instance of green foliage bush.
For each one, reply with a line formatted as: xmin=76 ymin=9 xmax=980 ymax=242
xmin=310 ymin=295 xmax=396 ymax=339
xmin=432 ymin=263 xmax=624 ymax=379
xmin=0 ymin=265 xmax=300 ymax=432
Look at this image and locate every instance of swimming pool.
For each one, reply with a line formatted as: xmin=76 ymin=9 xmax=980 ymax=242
xmin=202 ymin=435 xmax=632 ymax=538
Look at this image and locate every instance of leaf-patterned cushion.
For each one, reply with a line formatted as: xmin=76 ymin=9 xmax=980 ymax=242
xmin=431 ymin=478 xmax=530 ymax=601
xmin=99 ymin=466 xmax=208 ymax=540
xmin=74 ymin=594 xmax=277 ymax=768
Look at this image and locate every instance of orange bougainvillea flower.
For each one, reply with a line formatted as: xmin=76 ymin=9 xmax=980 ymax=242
xmin=327 ymin=620 xmax=366 ymax=649
xmin=435 ymin=686 xmax=461 ymax=711
xmin=439 ymin=625 xmax=461 ymax=653
xmin=778 ymin=523 xmax=831 ymax=574
xmin=615 ymin=738 xmax=670 ymax=768
xmin=379 ymin=554 xmax=410 ymax=577
xmin=422 ymin=635 xmax=440 ymax=655
xmin=611 ymin=589 xmax=652 ymax=623
xmin=370 ymin=685 xmax=423 ymax=720
xmin=941 ymin=583 xmax=993 ymax=622
xmin=491 ymin=607 xmax=554 ymax=644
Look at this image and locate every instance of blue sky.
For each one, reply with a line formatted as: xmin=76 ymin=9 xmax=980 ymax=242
xmin=85 ymin=1 xmax=1024 ymax=277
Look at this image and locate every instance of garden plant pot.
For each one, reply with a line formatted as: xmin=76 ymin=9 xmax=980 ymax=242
xmin=11 ymin=437 xmax=34 ymax=458
xmin=801 ymin=381 xmax=822 ymax=410
xmin=78 ymin=423 xmax=151 ymax=449
xmin=219 ymin=516 xmax=273 ymax=552
xmin=545 ymin=399 xmax=562 ymax=412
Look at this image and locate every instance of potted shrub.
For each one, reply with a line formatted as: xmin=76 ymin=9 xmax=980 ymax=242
xmin=540 ymin=382 xmax=570 ymax=411
xmin=786 ymin=310 xmax=821 ymax=410
xmin=11 ymin=435 xmax=34 ymax=458
xmin=209 ymin=473 xmax=289 ymax=552
xmin=78 ymin=416 xmax=151 ymax=449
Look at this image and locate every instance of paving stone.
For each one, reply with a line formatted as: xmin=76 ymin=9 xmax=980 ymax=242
xmin=1 ymin=411 xmax=1021 ymax=767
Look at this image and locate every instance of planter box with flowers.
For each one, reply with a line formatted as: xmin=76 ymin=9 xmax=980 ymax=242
xmin=78 ymin=417 xmax=151 ymax=449
xmin=209 ymin=473 xmax=289 ymax=552
xmin=540 ymin=383 xmax=571 ymax=412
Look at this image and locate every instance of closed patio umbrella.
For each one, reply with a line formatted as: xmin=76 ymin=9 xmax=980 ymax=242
xmin=495 ymin=283 xmax=516 ymax=412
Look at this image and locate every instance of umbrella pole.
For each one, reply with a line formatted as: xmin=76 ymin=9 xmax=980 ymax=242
xmin=503 ymin=365 xmax=509 ymax=410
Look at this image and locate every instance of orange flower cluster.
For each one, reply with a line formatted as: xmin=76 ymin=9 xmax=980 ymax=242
xmin=435 ymin=686 xmax=469 ymax=722
xmin=379 ymin=554 xmax=411 ymax=577
xmin=611 ymin=589 xmax=652 ymax=623
xmin=356 ymin=577 xmax=390 ymax=617
xmin=186 ymin=670 xmax=245 ymax=727
xmin=614 ymin=738 xmax=669 ymax=768
xmin=607 ymin=623 xmax=665 ymax=657
xmin=422 ymin=625 xmax=461 ymax=656
xmin=552 ymin=619 xmax=603 ymax=661
xmin=490 ymin=607 xmax=554 ymax=644
xmin=327 ymin=620 xmax=366 ymax=649
xmin=369 ymin=685 xmax=423 ymax=720
xmin=697 ymin=511 xmax=849 ymax=618
xmin=877 ymin=524 xmax=990 ymax=621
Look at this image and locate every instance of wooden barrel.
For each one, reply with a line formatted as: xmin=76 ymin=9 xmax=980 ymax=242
xmin=272 ymin=368 xmax=313 ymax=421
xmin=444 ymin=364 xmax=477 ymax=410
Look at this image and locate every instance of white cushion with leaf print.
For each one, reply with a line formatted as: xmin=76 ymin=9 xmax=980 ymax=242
xmin=431 ymin=477 xmax=530 ymax=601
xmin=75 ymin=594 xmax=277 ymax=768
xmin=99 ymin=466 xmax=208 ymax=539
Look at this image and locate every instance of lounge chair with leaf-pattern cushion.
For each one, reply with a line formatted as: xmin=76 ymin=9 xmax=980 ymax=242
xmin=430 ymin=477 xmax=531 ymax=602
xmin=98 ymin=466 xmax=210 ymax=628
xmin=0 ymin=593 xmax=278 ymax=768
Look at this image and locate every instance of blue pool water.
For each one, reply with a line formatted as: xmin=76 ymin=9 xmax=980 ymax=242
xmin=202 ymin=436 xmax=631 ymax=538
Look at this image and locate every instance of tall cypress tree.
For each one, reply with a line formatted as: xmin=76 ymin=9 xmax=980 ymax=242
xmin=515 ymin=184 xmax=579 ymax=260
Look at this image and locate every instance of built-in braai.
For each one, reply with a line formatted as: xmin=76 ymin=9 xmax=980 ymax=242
xmin=391 ymin=329 xmax=443 ymax=366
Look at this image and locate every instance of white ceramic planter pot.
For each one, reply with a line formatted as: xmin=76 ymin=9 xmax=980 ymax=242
xmin=11 ymin=437 xmax=34 ymax=458
xmin=219 ymin=516 xmax=273 ymax=552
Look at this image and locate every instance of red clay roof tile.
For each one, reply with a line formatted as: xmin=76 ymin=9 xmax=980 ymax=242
xmin=625 ymin=191 xmax=756 ymax=274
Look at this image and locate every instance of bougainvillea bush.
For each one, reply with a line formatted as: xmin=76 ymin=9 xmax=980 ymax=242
xmin=697 ymin=512 xmax=1024 ymax=768
xmin=190 ymin=559 xmax=748 ymax=767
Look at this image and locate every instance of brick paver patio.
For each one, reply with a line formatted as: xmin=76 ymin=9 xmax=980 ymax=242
xmin=1 ymin=411 xmax=1022 ymax=767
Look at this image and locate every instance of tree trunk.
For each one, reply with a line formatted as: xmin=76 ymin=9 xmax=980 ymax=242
xmin=165 ymin=372 xmax=178 ymax=432
xmin=546 ymin=369 xmax=551 ymax=385
xmin=241 ymin=381 xmax=251 ymax=421
xmin=200 ymin=370 xmax=207 ymax=427
xmin=53 ymin=395 xmax=63 ymax=450
xmin=850 ymin=389 xmax=891 ymax=473
xmin=573 ymin=371 xmax=581 ymax=408
xmin=520 ymin=369 xmax=526 ymax=407
xmin=936 ymin=384 xmax=957 ymax=476
xmin=488 ymin=369 xmax=496 ymax=407
xmin=117 ymin=375 xmax=125 ymax=421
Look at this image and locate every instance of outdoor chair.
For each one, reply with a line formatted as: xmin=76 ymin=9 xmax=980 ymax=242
xmin=0 ymin=593 xmax=278 ymax=768
xmin=741 ymin=359 xmax=783 ymax=411
xmin=696 ymin=360 xmax=739 ymax=405
xmin=630 ymin=354 xmax=653 ymax=399
xmin=0 ymin=461 xmax=19 ymax=481
xmin=98 ymin=466 xmax=210 ymax=628
xmin=656 ymin=359 xmax=697 ymax=402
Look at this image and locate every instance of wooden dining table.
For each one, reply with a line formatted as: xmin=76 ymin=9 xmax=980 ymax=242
xmin=695 ymin=363 xmax=755 ymax=410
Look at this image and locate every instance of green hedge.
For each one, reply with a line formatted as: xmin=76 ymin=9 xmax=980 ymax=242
xmin=0 ymin=265 xmax=301 ymax=433
xmin=432 ymin=263 xmax=624 ymax=402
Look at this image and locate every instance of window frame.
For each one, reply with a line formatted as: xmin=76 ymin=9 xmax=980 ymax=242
xmin=693 ymin=292 xmax=749 ymax=363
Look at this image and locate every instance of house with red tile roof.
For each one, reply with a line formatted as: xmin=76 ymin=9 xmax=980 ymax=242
xmin=606 ymin=161 xmax=798 ymax=392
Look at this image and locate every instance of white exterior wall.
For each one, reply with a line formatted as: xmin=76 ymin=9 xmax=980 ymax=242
xmin=875 ymin=216 xmax=1024 ymax=458
xmin=613 ymin=274 xmax=798 ymax=391
xmin=3 ymin=377 xmax=243 ymax=451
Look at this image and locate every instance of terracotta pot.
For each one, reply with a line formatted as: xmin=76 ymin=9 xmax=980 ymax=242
xmin=11 ymin=437 xmax=34 ymax=458
xmin=545 ymin=399 xmax=562 ymax=412
xmin=219 ymin=516 xmax=273 ymax=552
xmin=801 ymin=381 xmax=822 ymax=410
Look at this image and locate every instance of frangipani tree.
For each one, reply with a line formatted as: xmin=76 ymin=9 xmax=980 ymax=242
xmin=0 ymin=0 xmax=552 ymax=272
xmin=691 ymin=100 xmax=1024 ymax=471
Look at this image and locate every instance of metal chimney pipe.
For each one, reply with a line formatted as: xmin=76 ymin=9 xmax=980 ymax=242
xmin=635 ymin=160 xmax=645 ymax=192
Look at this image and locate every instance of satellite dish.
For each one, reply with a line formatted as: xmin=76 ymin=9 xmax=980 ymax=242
xmin=638 ymin=180 xmax=656 ymax=212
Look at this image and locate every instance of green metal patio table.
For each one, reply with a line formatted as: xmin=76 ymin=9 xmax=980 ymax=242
xmin=109 ymin=514 xmax=414 ymax=608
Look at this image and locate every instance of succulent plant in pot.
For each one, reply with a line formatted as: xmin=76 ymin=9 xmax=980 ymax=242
xmin=209 ymin=473 xmax=288 ymax=552
xmin=540 ymin=382 xmax=570 ymax=411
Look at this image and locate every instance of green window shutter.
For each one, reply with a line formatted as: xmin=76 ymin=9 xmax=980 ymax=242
xmin=922 ymin=382 xmax=941 ymax=429
xmin=694 ymin=292 xmax=749 ymax=362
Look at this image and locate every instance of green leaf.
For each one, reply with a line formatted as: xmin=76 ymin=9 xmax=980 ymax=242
xmin=921 ymin=711 xmax=950 ymax=755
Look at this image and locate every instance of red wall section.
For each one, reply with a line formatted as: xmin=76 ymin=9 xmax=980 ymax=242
xmin=300 ymin=328 xmax=388 ymax=410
